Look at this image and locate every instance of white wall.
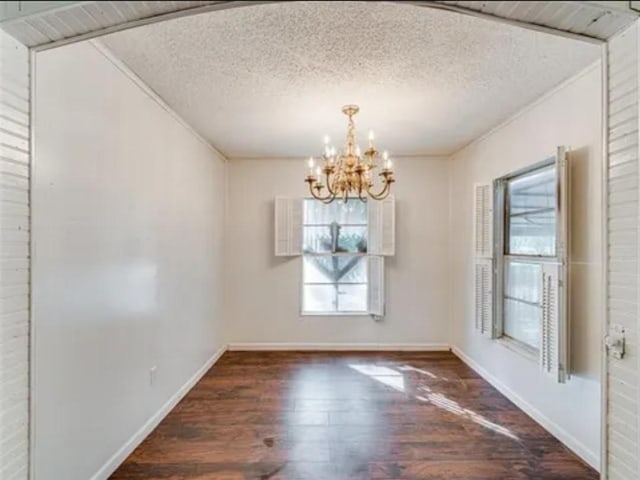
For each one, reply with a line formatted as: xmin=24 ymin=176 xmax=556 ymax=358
xmin=32 ymin=41 xmax=227 ymax=480
xmin=0 ymin=29 xmax=30 ymax=480
xmin=606 ymin=23 xmax=640 ymax=480
xmin=225 ymin=157 xmax=451 ymax=347
xmin=449 ymin=63 xmax=603 ymax=468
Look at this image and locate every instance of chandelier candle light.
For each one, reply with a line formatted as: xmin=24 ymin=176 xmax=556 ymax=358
xmin=305 ymin=105 xmax=395 ymax=203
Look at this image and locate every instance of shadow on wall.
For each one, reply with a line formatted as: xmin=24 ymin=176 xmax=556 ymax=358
xmin=567 ymin=145 xmax=600 ymax=380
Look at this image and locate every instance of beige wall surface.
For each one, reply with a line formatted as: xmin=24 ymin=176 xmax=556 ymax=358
xmin=32 ymin=41 xmax=227 ymax=480
xmin=225 ymin=156 xmax=451 ymax=347
xmin=449 ymin=63 xmax=603 ymax=468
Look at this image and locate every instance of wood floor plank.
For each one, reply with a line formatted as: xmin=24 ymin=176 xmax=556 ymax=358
xmin=110 ymin=351 xmax=598 ymax=480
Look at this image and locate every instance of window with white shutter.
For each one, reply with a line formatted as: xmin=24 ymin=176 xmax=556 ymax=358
xmin=368 ymin=195 xmax=395 ymax=256
xmin=277 ymin=197 xmax=393 ymax=317
xmin=300 ymin=198 xmax=373 ymax=315
xmin=473 ymin=183 xmax=494 ymax=337
xmin=493 ymin=147 xmax=570 ymax=382
xmin=274 ymin=197 xmax=303 ymax=256
xmin=474 ymin=184 xmax=493 ymax=258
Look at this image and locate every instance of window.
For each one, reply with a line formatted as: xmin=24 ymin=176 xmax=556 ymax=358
xmin=301 ymin=199 xmax=369 ymax=314
xmin=274 ymin=195 xmax=393 ymax=318
xmin=495 ymin=161 xmax=558 ymax=353
xmin=474 ymin=147 xmax=569 ymax=382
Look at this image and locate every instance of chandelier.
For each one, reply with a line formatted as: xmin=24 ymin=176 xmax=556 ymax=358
xmin=305 ymin=105 xmax=395 ymax=203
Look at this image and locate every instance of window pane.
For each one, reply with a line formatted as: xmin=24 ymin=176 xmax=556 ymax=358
xmin=504 ymin=299 xmax=540 ymax=350
xmin=337 ymin=285 xmax=368 ymax=312
xmin=304 ymin=198 xmax=367 ymax=226
xmin=503 ymin=260 xmax=541 ymax=350
xmin=507 ymin=165 xmax=556 ymax=256
xmin=302 ymin=256 xmax=368 ymax=313
xmin=303 ymin=285 xmax=337 ymax=313
xmin=303 ymin=225 xmax=367 ymax=254
xmin=504 ymin=261 xmax=541 ymax=303
xmin=303 ymin=256 xmax=367 ymax=284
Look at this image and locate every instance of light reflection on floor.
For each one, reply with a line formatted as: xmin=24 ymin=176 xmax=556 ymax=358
xmin=347 ymin=365 xmax=406 ymax=393
xmin=397 ymin=364 xmax=445 ymax=380
xmin=348 ymin=363 xmax=519 ymax=441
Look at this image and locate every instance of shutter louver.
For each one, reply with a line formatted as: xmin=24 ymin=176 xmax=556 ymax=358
xmin=381 ymin=196 xmax=395 ymax=256
xmin=474 ymin=258 xmax=493 ymax=337
xmin=275 ymin=197 xmax=289 ymax=256
xmin=274 ymin=197 xmax=303 ymax=256
xmin=368 ymin=256 xmax=384 ymax=318
xmin=473 ymin=183 xmax=494 ymax=337
xmin=540 ymin=263 xmax=567 ymax=383
xmin=474 ymin=184 xmax=492 ymax=259
xmin=290 ymin=198 xmax=303 ymax=255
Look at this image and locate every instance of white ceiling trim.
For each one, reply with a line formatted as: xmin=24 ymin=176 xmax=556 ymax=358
xmin=450 ymin=59 xmax=603 ymax=158
xmin=89 ymin=38 xmax=228 ymax=162
xmin=0 ymin=0 xmax=637 ymax=50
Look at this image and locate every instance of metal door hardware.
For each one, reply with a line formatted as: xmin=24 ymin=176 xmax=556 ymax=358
xmin=605 ymin=324 xmax=626 ymax=360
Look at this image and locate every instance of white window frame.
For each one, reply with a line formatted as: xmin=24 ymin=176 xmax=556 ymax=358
xmin=493 ymin=156 xmax=563 ymax=362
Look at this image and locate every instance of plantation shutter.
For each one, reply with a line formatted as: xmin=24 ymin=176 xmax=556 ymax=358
xmin=274 ymin=197 xmax=303 ymax=256
xmin=473 ymin=183 xmax=494 ymax=336
xmin=474 ymin=183 xmax=492 ymax=258
xmin=368 ymin=256 xmax=385 ymax=318
xmin=368 ymin=196 xmax=395 ymax=256
xmin=474 ymin=258 xmax=493 ymax=337
xmin=540 ymin=147 xmax=570 ymax=383
xmin=540 ymin=263 xmax=563 ymax=382
xmin=381 ymin=196 xmax=396 ymax=255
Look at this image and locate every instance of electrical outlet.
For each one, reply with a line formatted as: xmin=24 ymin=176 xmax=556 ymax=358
xmin=149 ymin=366 xmax=157 ymax=386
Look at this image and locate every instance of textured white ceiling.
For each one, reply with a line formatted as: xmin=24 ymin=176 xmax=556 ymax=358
xmin=101 ymin=1 xmax=600 ymax=158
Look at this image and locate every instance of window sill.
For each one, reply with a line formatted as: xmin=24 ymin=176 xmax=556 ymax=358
xmin=497 ymin=336 xmax=539 ymax=363
xmin=303 ymin=252 xmax=368 ymax=257
xmin=300 ymin=311 xmax=370 ymax=317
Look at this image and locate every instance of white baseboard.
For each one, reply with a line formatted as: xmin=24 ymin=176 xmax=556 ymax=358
xmin=90 ymin=345 xmax=228 ymax=480
xmin=451 ymin=346 xmax=600 ymax=471
xmin=227 ymin=342 xmax=451 ymax=351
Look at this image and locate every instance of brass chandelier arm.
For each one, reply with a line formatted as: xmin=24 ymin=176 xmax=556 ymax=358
xmin=324 ymin=170 xmax=337 ymax=196
xmin=358 ymin=186 xmax=368 ymax=203
xmin=357 ymin=169 xmax=370 ymax=203
xmin=307 ymin=182 xmax=331 ymax=202
xmin=321 ymin=189 xmax=338 ymax=204
xmin=307 ymin=179 xmax=338 ymax=204
xmin=366 ymin=178 xmax=393 ymax=200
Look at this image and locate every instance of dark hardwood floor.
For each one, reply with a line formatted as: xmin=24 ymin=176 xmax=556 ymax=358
xmin=110 ymin=351 xmax=598 ymax=480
